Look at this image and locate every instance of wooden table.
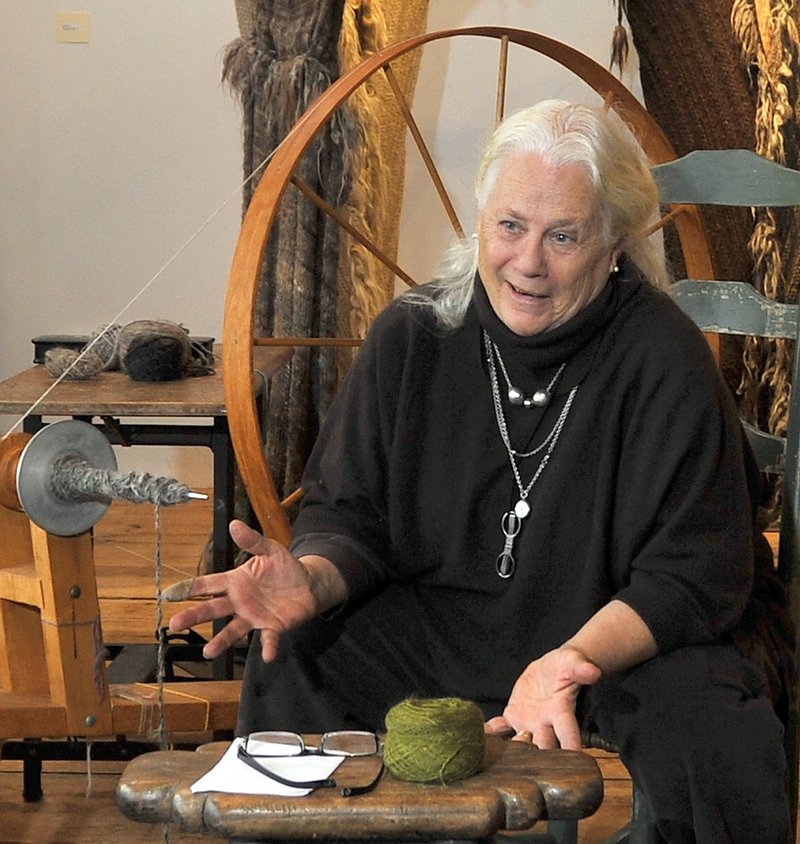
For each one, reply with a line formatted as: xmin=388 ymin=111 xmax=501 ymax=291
xmin=116 ymin=737 xmax=603 ymax=842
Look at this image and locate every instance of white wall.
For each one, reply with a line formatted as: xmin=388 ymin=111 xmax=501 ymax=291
xmin=0 ymin=1 xmax=243 ymax=484
xmin=0 ymin=1 xmax=639 ymax=489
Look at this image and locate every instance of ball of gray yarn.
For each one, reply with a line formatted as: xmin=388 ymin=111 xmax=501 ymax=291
xmin=44 ymin=348 xmax=105 ymax=380
xmin=87 ymin=323 xmax=122 ymax=370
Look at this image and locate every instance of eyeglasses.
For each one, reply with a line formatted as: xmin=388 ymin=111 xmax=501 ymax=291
xmin=237 ymin=730 xmax=384 ymax=796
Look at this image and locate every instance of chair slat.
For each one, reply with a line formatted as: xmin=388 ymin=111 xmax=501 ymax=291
xmin=670 ymin=280 xmax=799 ymax=339
xmin=742 ymin=420 xmax=786 ymax=475
xmin=654 ymin=149 xmax=800 ymax=207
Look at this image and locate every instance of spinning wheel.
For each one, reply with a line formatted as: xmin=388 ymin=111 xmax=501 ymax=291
xmin=222 ymin=25 xmax=716 ymax=543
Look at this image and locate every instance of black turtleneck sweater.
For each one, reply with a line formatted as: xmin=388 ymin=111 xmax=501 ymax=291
xmin=290 ymin=265 xmax=787 ymax=710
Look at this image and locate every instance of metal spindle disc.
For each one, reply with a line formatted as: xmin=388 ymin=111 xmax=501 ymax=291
xmin=17 ymin=419 xmax=117 ymax=536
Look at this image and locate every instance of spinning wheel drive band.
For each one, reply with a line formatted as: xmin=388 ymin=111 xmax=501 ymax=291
xmin=222 ymin=26 xmax=716 ymax=542
xmin=16 ymin=419 xmax=117 ymax=537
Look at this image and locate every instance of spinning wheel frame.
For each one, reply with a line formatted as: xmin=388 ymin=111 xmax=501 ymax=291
xmin=223 ymin=25 xmax=715 ymax=543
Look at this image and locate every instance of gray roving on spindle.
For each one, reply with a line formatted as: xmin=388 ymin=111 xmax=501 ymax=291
xmin=51 ymin=454 xmax=196 ymax=507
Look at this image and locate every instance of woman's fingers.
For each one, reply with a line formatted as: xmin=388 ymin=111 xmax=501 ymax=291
xmin=169 ymin=594 xmax=233 ymax=633
xmin=484 ymin=716 xmax=515 ymax=736
xmin=201 ymin=616 xmax=253 ymax=660
xmin=162 ymin=573 xmax=228 ymax=602
xmin=229 ymin=519 xmax=283 ymax=557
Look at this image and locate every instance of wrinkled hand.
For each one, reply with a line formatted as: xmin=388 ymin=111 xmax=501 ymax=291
xmin=168 ymin=520 xmax=317 ymax=663
xmin=484 ymin=645 xmax=602 ymax=750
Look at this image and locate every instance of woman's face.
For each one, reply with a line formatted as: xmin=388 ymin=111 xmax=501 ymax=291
xmin=476 ymin=151 xmax=621 ymax=336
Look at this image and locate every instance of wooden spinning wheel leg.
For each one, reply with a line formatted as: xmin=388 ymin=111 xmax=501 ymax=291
xmin=0 ymin=433 xmax=113 ymax=739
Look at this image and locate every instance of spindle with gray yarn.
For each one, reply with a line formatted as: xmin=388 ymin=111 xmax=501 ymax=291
xmin=51 ymin=454 xmax=205 ymax=508
xmin=15 ymin=419 xmax=205 ymax=537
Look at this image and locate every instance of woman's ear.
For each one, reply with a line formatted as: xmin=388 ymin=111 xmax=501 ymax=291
xmin=610 ymin=236 xmax=629 ymax=271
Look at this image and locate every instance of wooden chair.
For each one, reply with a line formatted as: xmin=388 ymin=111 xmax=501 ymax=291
xmin=573 ymin=149 xmax=800 ymax=844
xmin=659 ymin=148 xmax=800 ymax=843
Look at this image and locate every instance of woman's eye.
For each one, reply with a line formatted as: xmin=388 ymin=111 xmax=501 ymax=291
xmin=552 ymin=232 xmax=575 ymax=245
xmin=501 ymin=220 xmax=522 ymax=234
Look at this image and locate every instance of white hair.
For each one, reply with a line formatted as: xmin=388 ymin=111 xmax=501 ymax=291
xmin=403 ymin=99 xmax=667 ymax=329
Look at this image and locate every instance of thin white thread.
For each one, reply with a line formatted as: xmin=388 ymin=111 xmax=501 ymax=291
xmin=155 ymin=503 xmax=172 ymax=844
xmin=112 ymin=686 xmax=158 ymax=737
xmin=0 ymin=148 xmax=269 ymax=842
xmin=155 ymin=505 xmax=168 ymax=752
xmin=94 ymin=536 xmax=192 ymax=578
xmin=0 ymin=149 xmax=274 ymax=442
xmin=85 ymin=740 xmax=93 ymax=798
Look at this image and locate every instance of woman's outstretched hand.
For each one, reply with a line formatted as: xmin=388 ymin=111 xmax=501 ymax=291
xmin=484 ymin=645 xmax=601 ymax=750
xmin=167 ymin=519 xmax=338 ymax=663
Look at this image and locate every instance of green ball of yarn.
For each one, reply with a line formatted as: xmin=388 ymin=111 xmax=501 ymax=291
xmin=383 ymin=697 xmax=485 ymax=784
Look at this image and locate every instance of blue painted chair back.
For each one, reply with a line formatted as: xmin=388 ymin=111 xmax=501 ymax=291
xmin=662 ymin=149 xmax=800 ymax=840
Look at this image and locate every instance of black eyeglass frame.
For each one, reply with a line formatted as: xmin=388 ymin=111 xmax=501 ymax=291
xmin=236 ymin=731 xmax=384 ymax=797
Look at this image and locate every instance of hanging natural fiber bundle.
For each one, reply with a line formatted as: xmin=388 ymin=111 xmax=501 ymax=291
xmin=731 ymin=0 xmax=800 ymax=519
xmin=383 ymin=697 xmax=485 ymax=784
xmin=609 ymin=1 xmax=630 ymax=75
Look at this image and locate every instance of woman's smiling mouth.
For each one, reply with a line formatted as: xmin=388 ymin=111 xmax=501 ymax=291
xmin=508 ymin=281 xmax=547 ymax=300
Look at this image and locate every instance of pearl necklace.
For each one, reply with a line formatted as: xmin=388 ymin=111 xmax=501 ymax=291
xmin=484 ymin=331 xmax=578 ymax=578
xmin=491 ymin=339 xmax=565 ymax=408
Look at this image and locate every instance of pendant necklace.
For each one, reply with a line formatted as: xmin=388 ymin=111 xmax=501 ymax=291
xmin=484 ymin=330 xmax=578 ymax=579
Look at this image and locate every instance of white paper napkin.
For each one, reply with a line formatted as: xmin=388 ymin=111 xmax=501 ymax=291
xmin=190 ymin=738 xmax=343 ymax=797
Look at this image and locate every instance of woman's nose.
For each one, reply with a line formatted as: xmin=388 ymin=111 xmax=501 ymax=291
xmin=514 ymin=236 xmax=546 ymax=277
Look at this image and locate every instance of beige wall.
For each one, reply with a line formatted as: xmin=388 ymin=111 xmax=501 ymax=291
xmin=0 ymin=1 xmax=640 ymax=487
xmin=0 ymin=2 xmax=242 ymax=483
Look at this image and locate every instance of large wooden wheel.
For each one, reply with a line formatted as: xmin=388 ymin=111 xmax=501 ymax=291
xmin=223 ymin=25 xmax=715 ymax=543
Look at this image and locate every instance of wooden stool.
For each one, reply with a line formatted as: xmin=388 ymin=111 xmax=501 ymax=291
xmin=116 ymin=736 xmax=603 ymax=842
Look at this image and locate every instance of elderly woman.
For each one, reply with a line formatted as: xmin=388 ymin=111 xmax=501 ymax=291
xmin=170 ymin=100 xmax=792 ymax=842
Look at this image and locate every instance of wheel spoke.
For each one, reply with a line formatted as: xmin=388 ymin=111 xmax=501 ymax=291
xmin=383 ymin=62 xmax=465 ymax=239
xmin=290 ymin=175 xmax=418 ymax=288
xmin=495 ymin=34 xmax=510 ymax=124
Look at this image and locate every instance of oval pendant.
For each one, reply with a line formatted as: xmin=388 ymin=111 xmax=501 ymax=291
xmin=514 ymin=499 xmax=530 ymax=519
xmin=496 ymin=552 xmax=516 ymax=579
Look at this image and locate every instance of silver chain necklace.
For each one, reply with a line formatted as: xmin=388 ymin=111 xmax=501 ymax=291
xmin=484 ymin=330 xmax=578 ymax=578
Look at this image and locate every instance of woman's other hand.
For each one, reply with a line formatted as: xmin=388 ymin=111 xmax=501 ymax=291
xmin=484 ymin=645 xmax=601 ymax=750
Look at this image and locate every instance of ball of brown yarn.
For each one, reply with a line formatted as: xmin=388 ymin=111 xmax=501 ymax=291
xmin=118 ymin=320 xmax=192 ymax=382
xmin=383 ymin=697 xmax=485 ymax=784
